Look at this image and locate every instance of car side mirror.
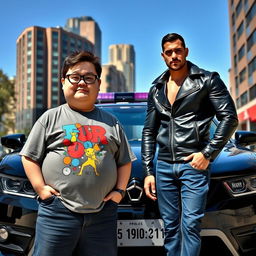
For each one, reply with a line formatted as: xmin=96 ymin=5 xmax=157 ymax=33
xmin=1 ymin=134 xmax=26 ymax=150
xmin=234 ymin=131 xmax=256 ymax=146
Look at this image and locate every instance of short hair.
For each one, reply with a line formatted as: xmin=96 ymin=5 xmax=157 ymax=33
xmin=161 ymin=33 xmax=186 ymax=51
xmin=61 ymin=51 xmax=102 ymax=78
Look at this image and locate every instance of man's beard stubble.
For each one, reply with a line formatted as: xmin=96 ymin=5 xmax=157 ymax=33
xmin=168 ymin=59 xmax=187 ymax=71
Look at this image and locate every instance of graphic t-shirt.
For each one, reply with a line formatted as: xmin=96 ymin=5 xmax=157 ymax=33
xmin=20 ymin=103 xmax=136 ymax=213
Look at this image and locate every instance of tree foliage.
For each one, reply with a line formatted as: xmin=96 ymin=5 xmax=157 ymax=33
xmin=0 ymin=69 xmax=15 ymax=135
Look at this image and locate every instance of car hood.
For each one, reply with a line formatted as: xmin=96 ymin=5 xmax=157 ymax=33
xmin=0 ymin=153 xmax=26 ymax=177
xmin=0 ymin=143 xmax=256 ymax=179
xmin=210 ymin=144 xmax=256 ymax=176
xmin=129 ymin=141 xmax=256 ymax=179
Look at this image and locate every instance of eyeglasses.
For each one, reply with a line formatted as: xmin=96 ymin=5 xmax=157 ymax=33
xmin=66 ymin=74 xmax=99 ymax=85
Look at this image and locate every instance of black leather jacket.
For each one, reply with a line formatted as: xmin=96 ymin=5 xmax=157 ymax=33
xmin=141 ymin=61 xmax=238 ymax=176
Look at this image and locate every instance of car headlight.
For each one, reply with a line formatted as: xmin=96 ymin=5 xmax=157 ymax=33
xmin=23 ymin=180 xmax=36 ymax=195
xmin=2 ymin=177 xmax=22 ymax=193
xmin=0 ymin=175 xmax=36 ymax=198
xmin=225 ymin=179 xmax=246 ymax=193
xmin=223 ymin=175 xmax=256 ymax=197
xmin=0 ymin=226 xmax=9 ymax=243
xmin=249 ymin=177 xmax=256 ymax=189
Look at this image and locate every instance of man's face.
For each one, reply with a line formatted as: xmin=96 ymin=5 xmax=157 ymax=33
xmin=61 ymin=61 xmax=101 ymax=110
xmin=161 ymin=39 xmax=188 ymax=71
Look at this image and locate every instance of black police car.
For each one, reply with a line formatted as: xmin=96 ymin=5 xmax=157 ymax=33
xmin=1 ymin=92 xmax=256 ymax=256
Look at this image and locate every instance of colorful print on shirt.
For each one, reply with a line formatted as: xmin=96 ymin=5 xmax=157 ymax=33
xmin=62 ymin=123 xmax=108 ymax=176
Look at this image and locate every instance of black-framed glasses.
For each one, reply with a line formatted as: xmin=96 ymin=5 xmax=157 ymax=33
xmin=66 ymin=74 xmax=99 ymax=85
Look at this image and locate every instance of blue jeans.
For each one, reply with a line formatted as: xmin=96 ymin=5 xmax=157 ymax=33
xmin=156 ymin=161 xmax=210 ymax=256
xmin=33 ymin=196 xmax=118 ymax=256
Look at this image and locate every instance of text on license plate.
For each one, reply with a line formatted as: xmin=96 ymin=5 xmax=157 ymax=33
xmin=117 ymin=219 xmax=164 ymax=247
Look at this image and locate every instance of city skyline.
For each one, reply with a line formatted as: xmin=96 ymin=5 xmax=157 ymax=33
xmin=109 ymin=44 xmax=135 ymax=91
xmin=0 ymin=0 xmax=230 ymax=92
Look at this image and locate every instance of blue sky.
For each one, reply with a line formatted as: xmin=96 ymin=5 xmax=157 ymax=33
xmin=0 ymin=0 xmax=230 ymax=92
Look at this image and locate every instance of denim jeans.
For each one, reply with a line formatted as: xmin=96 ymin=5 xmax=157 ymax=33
xmin=33 ymin=196 xmax=118 ymax=256
xmin=156 ymin=161 xmax=210 ymax=256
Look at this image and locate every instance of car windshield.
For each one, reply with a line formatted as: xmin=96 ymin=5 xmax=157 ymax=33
xmin=99 ymin=104 xmax=217 ymax=142
xmin=98 ymin=105 xmax=146 ymax=141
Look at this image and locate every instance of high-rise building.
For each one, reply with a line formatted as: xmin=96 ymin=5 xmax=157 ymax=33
xmin=65 ymin=16 xmax=102 ymax=60
xmin=108 ymin=44 xmax=135 ymax=91
xmin=101 ymin=64 xmax=126 ymax=92
xmin=16 ymin=26 xmax=93 ymax=131
xmin=228 ymin=0 xmax=256 ymax=131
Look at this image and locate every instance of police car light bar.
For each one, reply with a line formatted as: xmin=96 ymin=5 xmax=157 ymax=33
xmin=97 ymin=92 xmax=148 ymax=103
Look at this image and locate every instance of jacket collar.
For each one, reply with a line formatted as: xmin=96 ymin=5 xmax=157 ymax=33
xmin=152 ymin=61 xmax=206 ymax=102
xmin=152 ymin=61 xmax=205 ymax=86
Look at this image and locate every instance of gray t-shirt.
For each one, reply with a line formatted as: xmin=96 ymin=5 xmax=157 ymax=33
xmin=20 ymin=103 xmax=136 ymax=213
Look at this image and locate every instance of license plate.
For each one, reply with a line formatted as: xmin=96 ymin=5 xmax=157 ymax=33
xmin=117 ymin=219 xmax=164 ymax=247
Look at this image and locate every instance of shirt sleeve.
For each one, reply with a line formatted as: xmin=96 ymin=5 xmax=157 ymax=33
xmin=19 ymin=120 xmax=47 ymax=165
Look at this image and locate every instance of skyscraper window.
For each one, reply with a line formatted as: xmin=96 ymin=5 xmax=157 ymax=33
xmin=247 ymin=29 xmax=256 ymax=52
xmin=238 ymin=44 xmax=245 ymax=60
xmin=236 ymin=0 xmax=243 ymax=18
xmin=237 ymin=21 xmax=244 ymax=39
xmin=246 ymin=2 xmax=256 ymax=27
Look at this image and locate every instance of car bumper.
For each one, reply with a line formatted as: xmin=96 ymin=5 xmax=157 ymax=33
xmin=0 ymin=205 xmax=256 ymax=255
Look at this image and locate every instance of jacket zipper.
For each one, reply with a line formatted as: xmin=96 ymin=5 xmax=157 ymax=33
xmin=194 ymin=121 xmax=200 ymax=142
xmin=154 ymin=91 xmax=175 ymax=161
xmin=170 ymin=113 xmax=175 ymax=161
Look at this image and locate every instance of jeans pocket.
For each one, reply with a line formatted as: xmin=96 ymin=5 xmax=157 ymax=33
xmin=109 ymin=200 xmax=119 ymax=206
xmin=38 ymin=195 xmax=56 ymax=205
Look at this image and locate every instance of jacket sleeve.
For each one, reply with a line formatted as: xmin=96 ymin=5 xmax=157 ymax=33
xmin=141 ymin=86 xmax=161 ymax=176
xmin=201 ymin=73 xmax=238 ymax=160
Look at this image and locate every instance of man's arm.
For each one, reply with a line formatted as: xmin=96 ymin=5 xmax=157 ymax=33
xmin=104 ymin=162 xmax=132 ymax=203
xmin=21 ymin=156 xmax=59 ymax=200
xmin=141 ymin=87 xmax=160 ymax=200
xmin=185 ymin=74 xmax=238 ymax=169
xmin=201 ymin=73 xmax=238 ymax=160
xmin=141 ymin=87 xmax=159 ymax=176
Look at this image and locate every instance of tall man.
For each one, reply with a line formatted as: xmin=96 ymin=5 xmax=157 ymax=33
xmin=141 ymin=33 xmax=238 ymax=256
xmin=21 ymin=51 xmax=135 ymax=256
